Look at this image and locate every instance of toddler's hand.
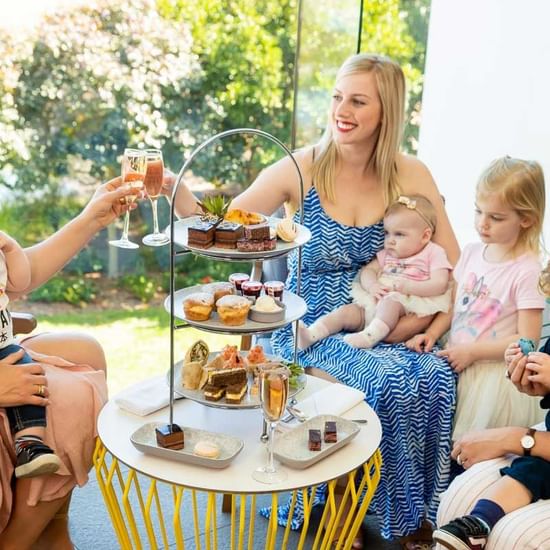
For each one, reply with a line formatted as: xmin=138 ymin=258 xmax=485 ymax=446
xmin=405 ymin=333 xmax=435 ymax=353
xmin=369 ymin=282 xmax=390 ymax=300
xmin=504 ymin=342 xmax=522 ymax=367
xmin=436 ymin=345 xmax=474 ymax=373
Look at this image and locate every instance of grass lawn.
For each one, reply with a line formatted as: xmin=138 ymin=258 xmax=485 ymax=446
xmin=36 ymin=306 xmax=241 ymax=396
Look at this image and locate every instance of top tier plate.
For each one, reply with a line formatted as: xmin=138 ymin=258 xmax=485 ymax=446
xmin=166 ymin=215 xmax=311 ymax=260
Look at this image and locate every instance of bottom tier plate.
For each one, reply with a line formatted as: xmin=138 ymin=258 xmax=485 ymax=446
xmin=130 ymin=421 xmax=244 ymax=469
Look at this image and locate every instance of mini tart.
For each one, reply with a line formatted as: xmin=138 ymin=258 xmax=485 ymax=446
xmin=216 ymin=295 xmax=251 ymax=326
xmin=183 ymin=292 xmax=215 ymax=321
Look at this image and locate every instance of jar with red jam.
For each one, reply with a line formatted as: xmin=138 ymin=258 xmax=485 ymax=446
xmin=229 ymin=273 xmax=250 ymax=294
xmin=241 ymin=280 xmax=263 ymax=303
xmin=263 ymin=280 xmax=284 ymax=300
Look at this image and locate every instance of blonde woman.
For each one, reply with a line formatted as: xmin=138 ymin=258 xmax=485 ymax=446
xmin=172 ymin=53 xmax=460 ymax=544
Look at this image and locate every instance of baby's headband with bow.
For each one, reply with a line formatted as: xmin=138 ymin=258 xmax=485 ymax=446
xmin=396 ymin=195 xmax=435 ymax=232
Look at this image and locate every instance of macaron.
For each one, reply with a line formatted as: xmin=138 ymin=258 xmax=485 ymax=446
xmin=193 ymin=440 xmax=220 ymax=459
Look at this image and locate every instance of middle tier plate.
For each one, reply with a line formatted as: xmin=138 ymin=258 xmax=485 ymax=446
xmin=164 ymin=285 xmax=307 ymax=334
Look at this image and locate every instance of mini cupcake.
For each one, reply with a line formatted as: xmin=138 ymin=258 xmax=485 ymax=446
xmin=202 ymin=281 xmax=235 ymax=308
xmin=183 ymin=292 xmax=215 ymax=321
xmin=216 ymin=295 xmax=251 ymax=326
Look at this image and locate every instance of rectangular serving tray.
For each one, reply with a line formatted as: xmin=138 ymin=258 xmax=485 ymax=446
xmin=273 ymin=414 xmax=360 ymax=469
xmin=130 ymin=421 xmax=244 ymax=469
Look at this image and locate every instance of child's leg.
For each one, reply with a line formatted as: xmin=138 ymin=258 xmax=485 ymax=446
xmin=344 ymin=297 xmax=404 ymax=348
xmin=297 ymin=303 xmax=365 ymax=350
xmin=433 ymin=475 xmax=533 ymax=549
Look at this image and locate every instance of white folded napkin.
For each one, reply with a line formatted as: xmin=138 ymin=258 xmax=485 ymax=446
xmin=280 ymin=384 xmax=365 ymax=430
xmin=298 ymin=383 xmax=365 ymax=417
xmin=114 ymin=375 xmax=178 ymax=416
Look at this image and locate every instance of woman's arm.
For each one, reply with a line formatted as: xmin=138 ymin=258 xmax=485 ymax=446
xmin=13 ymin=177 xmax=139 ymax=296
xmin=398 ymin=155 xmax=460 ymax=265
xmin=170 ymin=147 xmax=314 ymax=218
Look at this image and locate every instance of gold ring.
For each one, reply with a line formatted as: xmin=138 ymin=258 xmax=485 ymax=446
xmin=118 ymin=197 xmax=126 ymax=205
xmin=36 ymin=384 xmax=45 ymax=397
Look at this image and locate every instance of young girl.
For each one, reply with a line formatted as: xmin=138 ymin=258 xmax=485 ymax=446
xmin=407 ymin=156 xmax=546 ymax=439
xmin=297 ymin=194 xmax=453 ymax=349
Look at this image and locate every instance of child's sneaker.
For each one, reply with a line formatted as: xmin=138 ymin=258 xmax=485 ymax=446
xmin=15 ymin=440 xmax=62 ymax=478
xmin=433 ymin=515 xmax=490 ymax=550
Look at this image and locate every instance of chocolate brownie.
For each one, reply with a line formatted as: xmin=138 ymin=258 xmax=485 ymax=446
xmin=324 ymin=421 xmax=337 ymax=443
xmin=155 ymin=424 xmax=184 ymax=450
xmin=308 ymin=429 xmax=322 ymax=451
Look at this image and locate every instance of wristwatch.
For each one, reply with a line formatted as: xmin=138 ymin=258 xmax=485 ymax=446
xmin=521 ymin=428 xmax=536 ymax=456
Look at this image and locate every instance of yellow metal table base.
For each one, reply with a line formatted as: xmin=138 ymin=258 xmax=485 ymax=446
xmin=93 ymin=440 xmax=382 ymax=550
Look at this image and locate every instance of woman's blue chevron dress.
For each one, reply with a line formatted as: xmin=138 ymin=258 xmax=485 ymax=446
xmin=269 ymin=187 xmax=456 ymax=540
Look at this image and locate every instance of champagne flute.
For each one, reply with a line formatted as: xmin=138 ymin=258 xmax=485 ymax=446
xmin=253 ymin=366 xmax=289 ymax=484
xmin=142 ymin=149 xmax=169 ymax=246
xmin=109 ymin=148 xmax=146 ymax=249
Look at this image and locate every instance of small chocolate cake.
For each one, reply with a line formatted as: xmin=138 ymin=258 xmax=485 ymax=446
xmin=263 ymin=236 xmax=277 ymax=251
xmin=203 ymin=384 xmax=226 ymax=402
xmin=208 ymin=367 xmax=247 ymax=387
xmin=308 ymin=429 xmax=322 ymax=451
xmin=244 ymin=222 xmax=270 ymax=240
xmin=187 ymin=220 xmax=216 ymax=248
xmin=236 ymin=238 xmax=265 ymax=252
xmin=155 ymin=424 xmax=184 ymax=450
xmin=215 ymin=221 xmax=244 ymax=249
xmin=324 ymin=421 xmax=337 ymax=443
xmin=225 ymin=381 xmax=248 ymax=404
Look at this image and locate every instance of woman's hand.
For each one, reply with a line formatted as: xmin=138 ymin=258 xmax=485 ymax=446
xmin=405 ymin=332 xmax=436 ymax=353
xmin=436 ymin=345 xmax=475 ymax=373
xmin=452 ymin=427 xmax=522 ymax=469
xmin=524 ymin=351 xmax=550 ymax=392
xmin=0 ymin=349 xmax=49 ymax=407
xmin=507 ymin=349 xmax=547 ymax=396
xmin=81 ymin=177 xmax=141 ymax=230
xmin=384 ymin=313 xmax=434 ymax=344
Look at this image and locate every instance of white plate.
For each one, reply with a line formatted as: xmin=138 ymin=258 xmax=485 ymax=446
xmin=166 ymin=216 xmax=311 ymax=260
xmin=169 ymin=354 xmax=307 ymax=410
xmin=130 ymin=421 xmax=244 ymax=468
xmin=273 ymin=415 xmax=360 ymax=469
xmin=164 ymin=285 xmax=307 ymax=334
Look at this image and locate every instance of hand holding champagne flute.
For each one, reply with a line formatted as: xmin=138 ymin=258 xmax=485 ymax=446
xmin=143 ymin=149 xmax=169 ymax=246
xmin=253 ymin=366 xmax=290 ymax=484
xmin=109 ymin=148 xmax=146 ymax=249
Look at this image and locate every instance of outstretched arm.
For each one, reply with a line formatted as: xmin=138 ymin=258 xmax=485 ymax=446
xmin=13 ymin=177 xmax=139 ymax=297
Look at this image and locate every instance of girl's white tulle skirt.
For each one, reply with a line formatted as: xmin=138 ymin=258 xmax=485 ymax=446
xmin=452 ymin=359 xmax=546 ymax=440
xmin=350 ymin=277 xmax=452 ymax=324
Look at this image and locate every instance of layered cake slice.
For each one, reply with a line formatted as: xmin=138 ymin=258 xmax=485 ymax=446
xmin=225 ymin=381 xmax=248 ymax=404
xmin=208 ymin=367 xmax=247 ymax=387
xmin=187 ymin=220 xmax=216 ymax=248
xmin=155 ymin=424 xmax=184 ymax=450
xmin=215 ymin=221 xmax=244 ymax=249
xmin=244 ymin=222 xmax=270 ymax=240
xmin=324 ymin=421 xmax=337 ymax=443
xmin=308 ymin=429 xmax=322 ymax=451
xmin=203 ymin=384 xmax=226 ymax=402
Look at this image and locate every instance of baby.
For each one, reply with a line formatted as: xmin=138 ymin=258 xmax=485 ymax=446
xmin=0 ymin=230 xmax=61 ymax=478
xmin=297 ymin=194 xmax=452 ymax=349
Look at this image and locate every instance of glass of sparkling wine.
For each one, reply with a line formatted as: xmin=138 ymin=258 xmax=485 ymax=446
xmin=253 ymin=366 xmax=289 ymax=484
xmin=109 ymin=148 xmax=146 ymax=249
xmin=142 ymin=149 xmax=169 ymax=246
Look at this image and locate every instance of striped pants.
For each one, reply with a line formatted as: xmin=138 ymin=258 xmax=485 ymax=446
xmin=435 ymin=455 xmax=550 ymax=549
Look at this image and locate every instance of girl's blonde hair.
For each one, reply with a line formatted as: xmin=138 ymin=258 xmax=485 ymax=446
xmin=311 ymin=53 xmax=405 ymax=206
xmin=476 ymin=156 xmax=545 ymax=255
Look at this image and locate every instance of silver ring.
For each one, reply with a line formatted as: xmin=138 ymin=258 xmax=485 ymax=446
xmin=505 ymin=368 xmax=511 ymax=379
xmin=456 ymin=454 xmax=463 ymax=466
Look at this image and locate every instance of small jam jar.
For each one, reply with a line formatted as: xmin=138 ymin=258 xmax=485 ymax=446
xmin=263 ymin=280 xmax=284 ymax=300
xmin=241 ymin=280 xmax=263 ymax=303
xmin=229 ymin=273 xmax=250 ymax=294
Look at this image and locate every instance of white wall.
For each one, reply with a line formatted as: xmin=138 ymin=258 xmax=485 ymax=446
xmin=418 ymin=0 xmax=550 ymax=248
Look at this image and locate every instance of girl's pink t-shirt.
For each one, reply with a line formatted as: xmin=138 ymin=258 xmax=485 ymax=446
xmin=449 ymin=242 xmax=545 ymax=345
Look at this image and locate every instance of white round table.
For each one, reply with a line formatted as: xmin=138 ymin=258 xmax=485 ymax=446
xmin=94 ymin=375 xmax=383 ymax=549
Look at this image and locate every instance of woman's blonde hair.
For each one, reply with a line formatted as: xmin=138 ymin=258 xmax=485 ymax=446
xmin=476 ymin=156 xmax=545 ymax=255
xmin=311 ymin=53 xmax=405 ymax=206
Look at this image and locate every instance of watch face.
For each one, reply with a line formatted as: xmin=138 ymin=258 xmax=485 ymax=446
xmin=521 ymin=435 xmax=535 ymax=449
